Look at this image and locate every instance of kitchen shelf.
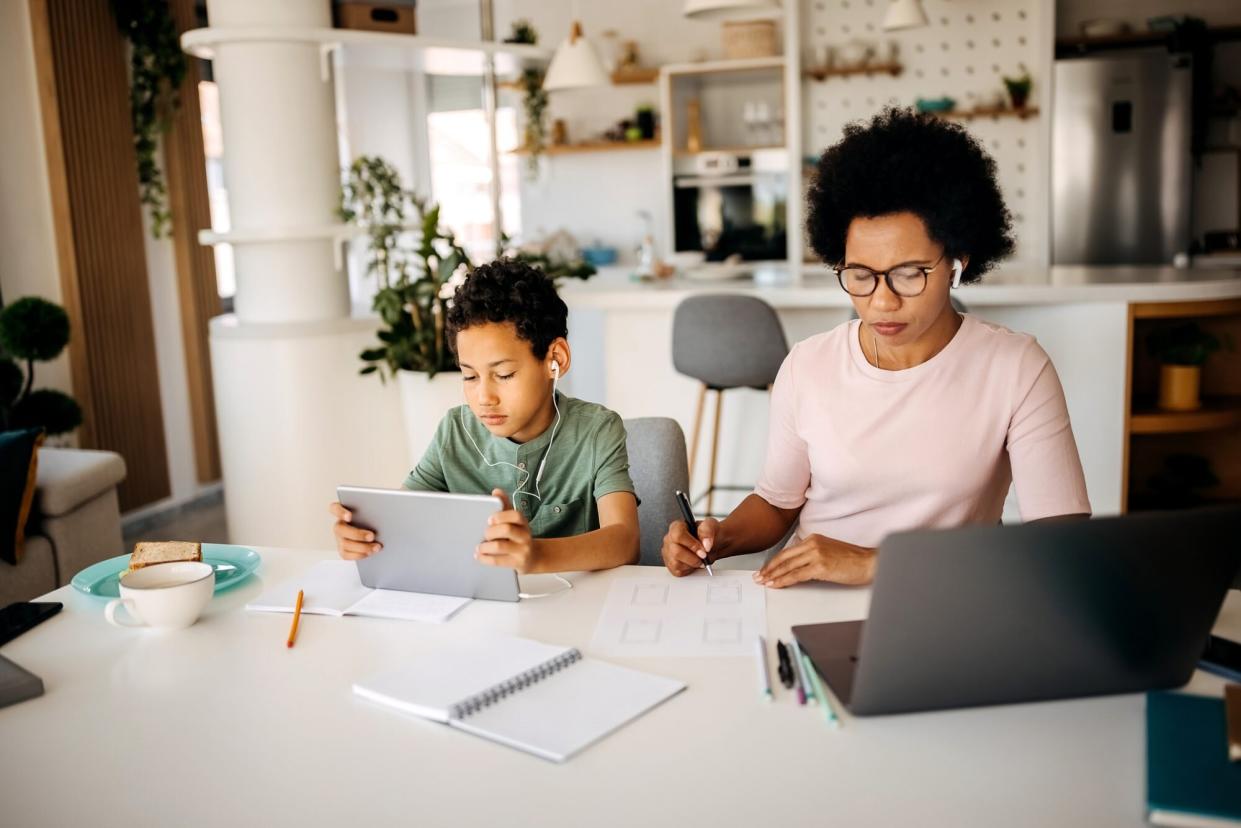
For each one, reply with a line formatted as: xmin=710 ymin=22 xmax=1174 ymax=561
xmin=510 ymin=139 xmax=660 ymax=156
xmin=1130 ymin=396 xmax=1241 ymax=435
xmin=1055 ymin=25 xmax=1241 ymax=57
xmin=931 ymin=105 xmax=1039 ymax=121
xmin=612 ymin=67 xmax=660 ymax=85
xmin=661 ymin=55 xmax=784 ymax=77
xmin=803 ymin=62 xmax=903 ymax=81
xmin=181 ymin=27 xmax=549 ymax=80
xmin=673 ymin=144 xmax=786 ymax=156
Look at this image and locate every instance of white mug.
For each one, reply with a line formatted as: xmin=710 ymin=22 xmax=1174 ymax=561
xmin=105 ymin=561 xmax=215 ymax=630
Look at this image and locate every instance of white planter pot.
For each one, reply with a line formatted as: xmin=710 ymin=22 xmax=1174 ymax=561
xmin=397 ymin=370 xmax=462 ymax=468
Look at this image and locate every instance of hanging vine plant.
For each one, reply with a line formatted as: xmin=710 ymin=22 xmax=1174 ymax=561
xmin=110 ymin=0 xmax=187 ymax=239
xmin=520 ymin=68 xmax=549 ymax=173
xmin=507 ymin=20 xmax=548 ymax=174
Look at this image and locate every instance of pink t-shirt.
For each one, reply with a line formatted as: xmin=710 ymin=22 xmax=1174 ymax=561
xmin=754 ymin=314 xmax=1091 ymax=548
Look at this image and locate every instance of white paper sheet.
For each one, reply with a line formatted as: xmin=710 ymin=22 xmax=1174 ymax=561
xmin=588 ymin=571 xmax=767 ymax=657
xmin=247 ymin=560 xmax=470 ymax=623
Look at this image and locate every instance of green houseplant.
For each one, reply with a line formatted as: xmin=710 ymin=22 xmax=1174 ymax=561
xmin=339 ymin=156 xmax=470 ymax=381
xmin=340 ymin=156 xmax=471 ymax=462
xmin=110 ymin=0 xmax=188 ymax=239
xmin=1146 ymin=322 xmax=1221 ymax=411
xmin=1002 ymin=72 xmax=1032 ymax=110
xmin=520 ymin=68 xmax=549 ymax=172
xmin=0 ymin=297 xmax=83 ymax=436
xmin=510 ymin=17 xmax=548 ymax=173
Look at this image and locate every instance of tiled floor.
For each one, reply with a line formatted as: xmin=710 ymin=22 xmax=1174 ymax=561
xmin=122 ymin=494 xmax=230 ymax=549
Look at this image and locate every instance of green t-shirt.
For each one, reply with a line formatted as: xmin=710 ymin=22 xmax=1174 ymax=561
xmin=401 ymin=393 xmax=635 ymax=539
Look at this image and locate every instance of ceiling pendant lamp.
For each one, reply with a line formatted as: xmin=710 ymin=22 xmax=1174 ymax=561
xmin=882 ymin=0 xmax=929 ymax=31
xmin=542 ymin=20 xmax=609 ymax=91
xmin=683 ymin=0 xmax=780 ymax=20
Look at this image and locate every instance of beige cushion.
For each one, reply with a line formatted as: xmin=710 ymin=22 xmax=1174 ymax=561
xmin=0 ymin=534 xmax=57 ymax=604
xmin=34 ymin=448 xmax=126 ymax=518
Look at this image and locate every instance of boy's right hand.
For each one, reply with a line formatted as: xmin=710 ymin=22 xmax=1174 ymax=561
xmin=329 ymin=501 xmax=382 ymax=560
xmin=662 ymin=517 xmax=719 ymax=577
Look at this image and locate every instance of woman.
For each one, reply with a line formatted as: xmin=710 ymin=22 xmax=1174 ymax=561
xmin=661 ymin=107 xmax=1091 ymax=587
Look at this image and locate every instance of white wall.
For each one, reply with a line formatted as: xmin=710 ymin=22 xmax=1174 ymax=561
xmin=0 ymin=0 xmax=74 ymax=412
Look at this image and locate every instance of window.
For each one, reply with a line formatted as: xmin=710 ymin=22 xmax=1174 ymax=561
xmin=425 ymin=76 xmax=521 ymax=262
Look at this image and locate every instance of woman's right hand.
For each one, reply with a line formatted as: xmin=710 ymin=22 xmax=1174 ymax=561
xmin=329 ymin=501 xmax=382 ymax=560
xmin=661 ymin=517 xmax=720 ymax=576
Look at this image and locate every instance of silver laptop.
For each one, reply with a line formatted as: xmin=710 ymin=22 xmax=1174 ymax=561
xmin=794 ymin=507 xmax=1241 ymax=716
xmin=336 ymin=486 xmax=519 ymax=602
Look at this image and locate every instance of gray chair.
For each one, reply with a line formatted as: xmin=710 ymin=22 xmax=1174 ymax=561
xmin=672 ymin=295 xmax=788 ymax=516
xmin=623 ymin=417 xmax=689 ymax=566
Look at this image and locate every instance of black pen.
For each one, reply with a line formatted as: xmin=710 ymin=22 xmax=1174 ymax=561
xmin=775 ymin=639 xmax=795 ymax=689
xmin=674 ymin=490 xmax=714 ymax=576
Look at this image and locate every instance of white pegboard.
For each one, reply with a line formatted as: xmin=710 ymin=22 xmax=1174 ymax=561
xmin=800 ymin=0 xmax=1052 ymax=264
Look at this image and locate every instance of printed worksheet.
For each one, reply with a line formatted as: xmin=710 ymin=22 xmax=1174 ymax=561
xmin=589 ymin=571 xmax=767 ymax=658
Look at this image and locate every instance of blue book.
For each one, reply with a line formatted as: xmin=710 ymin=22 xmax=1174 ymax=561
xmin=1147 ymin=691 xmax=1241 ymax=827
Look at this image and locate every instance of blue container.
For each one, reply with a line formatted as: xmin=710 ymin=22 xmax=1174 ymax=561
xmin=582 ymin=246 xmax=618 ymax=266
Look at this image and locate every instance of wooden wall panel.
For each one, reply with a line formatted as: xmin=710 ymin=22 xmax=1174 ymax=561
xmin=166 ymin=0 xmax=223 ymax=484
xmin=31 ymin=0 xmax=172 ymax=511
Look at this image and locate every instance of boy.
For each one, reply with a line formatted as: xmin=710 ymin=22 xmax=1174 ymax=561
xmin=330 ymin=258 xmax=639 ymax=573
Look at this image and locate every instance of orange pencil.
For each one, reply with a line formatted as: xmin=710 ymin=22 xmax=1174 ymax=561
xmin=287 ymin=589 xmax=304 ymax=648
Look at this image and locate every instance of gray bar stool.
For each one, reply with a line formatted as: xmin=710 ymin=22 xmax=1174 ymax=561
xmin=672 ymin=295 xmax=789 ymax=516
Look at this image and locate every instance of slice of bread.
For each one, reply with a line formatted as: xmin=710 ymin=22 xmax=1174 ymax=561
xmin=129 ymin=541 xmax=202 ymax=571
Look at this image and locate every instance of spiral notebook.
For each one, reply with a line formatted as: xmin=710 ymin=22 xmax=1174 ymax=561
xmin=352 ymin=636 xmax=686 ymax=762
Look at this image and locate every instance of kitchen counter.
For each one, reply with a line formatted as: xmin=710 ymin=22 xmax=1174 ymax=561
xmin=559 ymin=263 xmax=1241 ymax=521
xmin=560 ymin=264 xmax=1241 ymax=308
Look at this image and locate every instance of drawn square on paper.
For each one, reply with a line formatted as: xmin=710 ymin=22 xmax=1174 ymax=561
xmin=621 ymin=619 xmax=661 ymax=644
xmin=703 ymin=618 xmax=742 ymax=644
xmin=630 ymin=583 xmax=669 ymax=606
xmin=706 ymin=582 xmax=741 ymax=605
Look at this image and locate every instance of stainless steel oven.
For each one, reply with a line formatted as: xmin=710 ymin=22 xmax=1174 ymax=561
xmin=672 ymin=149 xmax=788 ymax=261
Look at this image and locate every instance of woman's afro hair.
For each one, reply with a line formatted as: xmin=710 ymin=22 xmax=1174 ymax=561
xmin=805 ymin=106 xmax=1015 ymax=283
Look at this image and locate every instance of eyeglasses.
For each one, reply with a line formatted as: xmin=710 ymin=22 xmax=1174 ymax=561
xmin=833 ymin=254 xmax=945 ymax=298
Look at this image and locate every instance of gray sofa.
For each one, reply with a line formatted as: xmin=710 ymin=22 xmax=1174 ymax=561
xmin=1 ymin=447 xmax=127 ymax=604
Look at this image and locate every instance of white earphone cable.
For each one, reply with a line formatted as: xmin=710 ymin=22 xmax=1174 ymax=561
xmin=464 ymin=360 xmax=572 ymax=600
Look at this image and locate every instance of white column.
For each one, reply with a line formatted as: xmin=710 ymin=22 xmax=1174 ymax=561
xmin=207 ymin=0 xmax=346 ymax=322
xmin=200 ymin=1 xmax=410 ymax=550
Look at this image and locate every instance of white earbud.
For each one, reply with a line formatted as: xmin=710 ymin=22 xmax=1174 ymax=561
xmin=951 ymin=258 xmax=964 ymax=289
xmin=551 ymin=360 xmax=560 ymax=377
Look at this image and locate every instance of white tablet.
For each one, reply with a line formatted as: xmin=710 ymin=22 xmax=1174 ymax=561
xmin=337 ymin=486 xmax=519 ymax=602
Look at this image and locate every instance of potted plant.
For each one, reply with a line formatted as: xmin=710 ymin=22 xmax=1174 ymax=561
xmin=1002 ymin=73 xmax=1032 ymax=111
xmin=1146 ymin=321 xmax=1221 ymax=411
xmin=0 ymin=296 xmax=83 ymax=437
xmin=339 ymin=156 xmax=470 ymax=462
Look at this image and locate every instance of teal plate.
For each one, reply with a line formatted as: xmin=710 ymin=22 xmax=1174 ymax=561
xmin=71 ymin=544 xmax=261 ymax=598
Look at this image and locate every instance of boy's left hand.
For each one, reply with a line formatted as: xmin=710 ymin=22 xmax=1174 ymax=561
xmin=476 ymin=489 xmax=538 ymax=573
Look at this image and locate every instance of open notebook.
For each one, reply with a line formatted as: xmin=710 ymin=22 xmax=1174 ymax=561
xmin=247 ymin=560 xmax=470 ymax=623
xmin=353 ymin=636 xmax=686 ymax=762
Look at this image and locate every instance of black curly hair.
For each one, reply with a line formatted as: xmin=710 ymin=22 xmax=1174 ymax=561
xmin=806 ymin=107 xmax=1015 ymax=283
xmin=445 ymin=258 xmax=568 ymax=359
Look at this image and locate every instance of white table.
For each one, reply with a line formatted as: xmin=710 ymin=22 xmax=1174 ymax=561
xmin=2 ymin=549 xmax=1238 ymax=828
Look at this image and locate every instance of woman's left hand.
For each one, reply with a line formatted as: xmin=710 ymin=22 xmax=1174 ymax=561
xmin=753 ymin=534 xmax=876 ymax=588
